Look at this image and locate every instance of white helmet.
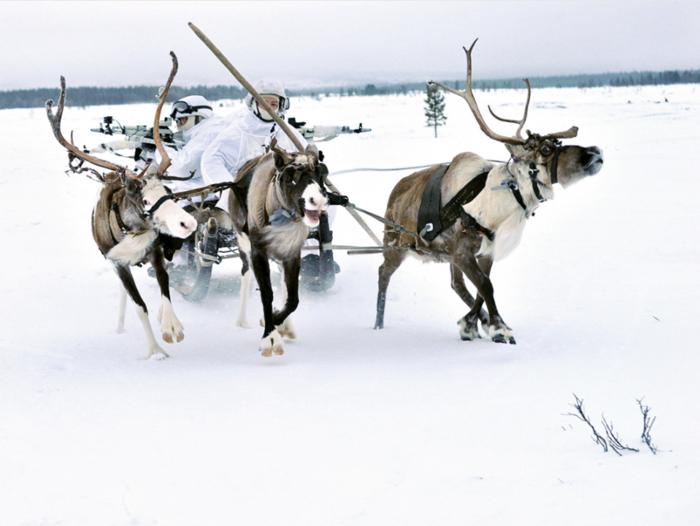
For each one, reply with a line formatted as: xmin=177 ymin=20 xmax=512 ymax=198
xmin=170 ymin=95 xmax=214 ymax=121
xmin=245 ymin=79 xmax=290 ymax=122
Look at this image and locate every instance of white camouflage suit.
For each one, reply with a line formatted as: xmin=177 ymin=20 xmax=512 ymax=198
xmin=156 ymin=115 xmax=230 ymax=196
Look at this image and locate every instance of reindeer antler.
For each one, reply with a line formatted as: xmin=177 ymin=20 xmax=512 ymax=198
xmin=487 ymin=80 xmax=532 ymax=141
xmin=46 ymin=77 xmax=127 ymax=173
xmin=430 ymin=40 xmax=527 ymax=146
xmin=153 ymin=51 xmax=179 ymax=177
xmin=430 ymin=39 xmax=579 ymax=145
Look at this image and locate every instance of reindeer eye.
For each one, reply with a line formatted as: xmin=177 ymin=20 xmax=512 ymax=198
xmin=541 ymin=146 xmax=553 ymax=156
xmin=143 ymin=199 xmax=150 ymax=207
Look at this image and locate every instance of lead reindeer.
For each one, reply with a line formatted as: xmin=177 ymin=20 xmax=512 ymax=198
xmin=374 ymin=40 xmax=604 ymax=343
xmin=46 ymin=53 xmax=198 ymax=359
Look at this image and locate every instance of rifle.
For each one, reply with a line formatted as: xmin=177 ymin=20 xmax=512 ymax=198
xmin=89 ymin=116 xmax=185 ymax=166
xmin=288 ymin=117 xmax=371 ymax=142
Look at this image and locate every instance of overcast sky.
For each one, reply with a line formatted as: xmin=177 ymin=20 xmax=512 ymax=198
xmin=3 ymin=1 xmax=699 ymax=91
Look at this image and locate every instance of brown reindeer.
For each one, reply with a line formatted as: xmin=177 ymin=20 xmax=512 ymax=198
xmin=46 ymin=53 xmax=198 ymax=359
xmin=227 ymin=142 xmax=330 ymax=356
xmin=374 ymin=40 xmax=604 ymax=344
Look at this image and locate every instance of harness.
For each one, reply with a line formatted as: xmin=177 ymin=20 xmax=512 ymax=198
xmin=417 ymin=165 xmax=493 ymax=242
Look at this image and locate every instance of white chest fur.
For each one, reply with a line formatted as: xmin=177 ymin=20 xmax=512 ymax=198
xmin=261 ymin=221 xmax=310 ymax=261
xmin=476 ymin=212 xmax=527 ymax=261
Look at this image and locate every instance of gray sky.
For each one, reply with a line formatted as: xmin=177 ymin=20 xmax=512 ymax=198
xmin=3 ymin=1 xmax=699 ymax=91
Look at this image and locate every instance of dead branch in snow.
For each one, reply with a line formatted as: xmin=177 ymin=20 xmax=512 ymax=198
xmin=566 ymin=394 xmax=608 ymax=453
xmin=637 ymin=398 xmax=658 ymax=455
xmin=601 ymin=414 xmax=639 ymax=455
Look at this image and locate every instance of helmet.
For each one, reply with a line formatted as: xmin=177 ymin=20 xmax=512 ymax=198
xmin=245 ymin=79 xmax=290 ymax=122
xmin=170 ymin=95 xmax=214 ymax=121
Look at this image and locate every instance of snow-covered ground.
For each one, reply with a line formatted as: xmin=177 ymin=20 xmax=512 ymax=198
xmin=1 ymin=83 xmax=699 ymax=525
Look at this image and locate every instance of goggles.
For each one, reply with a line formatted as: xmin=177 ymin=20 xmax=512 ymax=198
xmin=170 ymin=101 xmax=213 ymax=119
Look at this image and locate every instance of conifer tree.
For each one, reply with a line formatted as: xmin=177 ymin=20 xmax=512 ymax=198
xmin=424 ymin=83 xmax=447 ymax=138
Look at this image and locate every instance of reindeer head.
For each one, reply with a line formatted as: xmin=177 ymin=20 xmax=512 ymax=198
xmin=431 ymin=39 xmax=603 ymax=190
xmin=270 ymin=142 xmax=330 ymax=228
xmin=46 ymin=53 xmax=197 ymax=241
xmin=123 ymin=173 xmax=197 ymax=238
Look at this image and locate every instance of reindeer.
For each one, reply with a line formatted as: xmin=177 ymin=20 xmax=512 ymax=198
xmin=227 ymin=142 xmax=330 ymax=356
xmin=46 ymin=53 xmax=198 ymax=359
xmin=374 ymin=40 xmax=604 ymax=344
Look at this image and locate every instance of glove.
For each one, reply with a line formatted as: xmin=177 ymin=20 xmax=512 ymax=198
xmin=328 ymin=192 xmax=349 ymax=206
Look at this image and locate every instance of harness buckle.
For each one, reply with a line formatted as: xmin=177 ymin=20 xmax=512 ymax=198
xmin=491 ymin=180 xmax=517 ymax=191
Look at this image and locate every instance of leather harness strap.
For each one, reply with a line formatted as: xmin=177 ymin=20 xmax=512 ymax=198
xmin=418 ymin=166 xmax=492 ymax=242
xmin=417 ymin=164 xmax=450 ymax=241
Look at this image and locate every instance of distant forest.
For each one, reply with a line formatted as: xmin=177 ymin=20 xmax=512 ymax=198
xmin=2 ymin=69 xmax=699 ymax=110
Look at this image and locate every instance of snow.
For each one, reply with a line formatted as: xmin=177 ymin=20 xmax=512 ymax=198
xmin=1 ymin=84 xmax=699 ymax=525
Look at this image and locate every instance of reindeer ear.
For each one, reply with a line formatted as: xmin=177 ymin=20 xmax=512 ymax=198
xmin=316 ymin=163 xmax=329 ymax=180
xmin=125 ymin=176 xmax=145 ymax=194
xmin=304 ymin=144 xmax=319 ymax=168
xmin=272 ymin=150 xmax=289 ymax=171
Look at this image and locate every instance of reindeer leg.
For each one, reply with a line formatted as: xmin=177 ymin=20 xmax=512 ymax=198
xmin=151 ymin=248 xmax=184 ymax=345
xmin=451 ymin=263 xmax=481 ymax=340
xmin=475 ymin=256 xmax=499 ymax=331
xmin=454 ymin=254 xmax=515 ymax=345
xmin=113 ymin=263 xmax=168 ymax=360
xmin=236 ymin=248 xmax=252 ymax=329
xmin=273 ymin=257 xmax=301 ymax=344
xmin=116 ymin=281 xmax=127 ymax=334
xmin=375 ymin=247 xmax=407 ymax=330
xmin=251 ymin=246 xmax=283 ymax=357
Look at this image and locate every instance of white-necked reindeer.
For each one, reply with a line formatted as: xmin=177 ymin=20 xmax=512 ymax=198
xmin=374 ymin=40 xmax=604 ymax=344
xmin=46 ymin=53 xmax=198 ymax=359
xmin=227 ymin=142 xmax=330 ymax=356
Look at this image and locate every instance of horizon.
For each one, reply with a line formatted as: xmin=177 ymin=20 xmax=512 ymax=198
xmin=4 ymin=65 xmax=699 ymax=94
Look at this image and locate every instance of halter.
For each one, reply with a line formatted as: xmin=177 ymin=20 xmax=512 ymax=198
xmin=141 ymin=193 xmax=175 ymax=219
xmin=495 ymin=142 xmax=561 ymax=216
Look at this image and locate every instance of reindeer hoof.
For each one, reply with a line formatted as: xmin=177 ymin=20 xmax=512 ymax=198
xmin=162 ymin=333 xmax=174 ymax=344
xmin=143 ymin=348 xmax=169 ymax=361
xmin=277 ymin=319 xmax=296 ymax=339
xmin=260 ymin=330 xmax=284 ymax=357
xmin=489 ymin=325 xmax=515 ymax=345
xmin=458 ymin=318 xmax=480 ymax=341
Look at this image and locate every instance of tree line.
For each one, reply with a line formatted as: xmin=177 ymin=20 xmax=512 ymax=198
xmin=2 ymin=69 xmax=699 ymax=110
xmin=0 ymin=84 xmax=248 ymax=110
